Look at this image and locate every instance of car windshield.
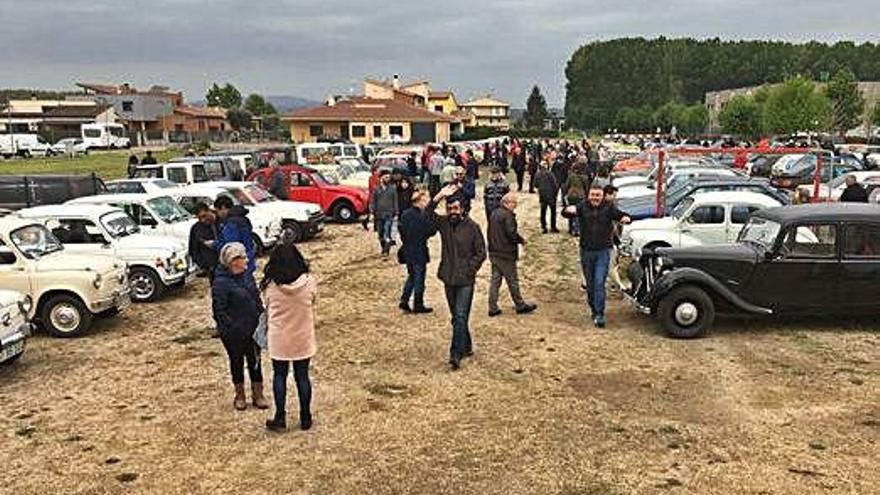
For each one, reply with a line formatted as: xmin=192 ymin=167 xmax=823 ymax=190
xmin=738 ymin=216 xmax=782 ymax=248
xmin=10 ymin=224 xmax=64 ymax=258
xmin=101 ymin=211 xmax=140 ymax=238
xmin=146 ymin=196 xmax=192 ymax=223
xmin=672 ymin=196 xmax=695 ymax=220
xmin=244 ymin=184 xmax=276 ymax=203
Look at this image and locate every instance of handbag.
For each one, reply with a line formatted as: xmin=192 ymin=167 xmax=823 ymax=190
xmin=253 ymin=312 xmax=268 ymax=350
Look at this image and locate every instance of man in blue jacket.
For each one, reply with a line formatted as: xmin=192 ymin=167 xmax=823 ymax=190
xmin=213 ymin=195 xmax=257 ymax=276
xmin=397 ymin=189 xmax=437 ymax=313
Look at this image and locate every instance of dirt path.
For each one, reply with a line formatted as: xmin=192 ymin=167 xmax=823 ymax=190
xmin=1 ymin=188 xmax=878 ymax=494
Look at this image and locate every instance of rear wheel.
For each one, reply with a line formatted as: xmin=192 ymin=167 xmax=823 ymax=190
xmin=129 ymin=267 xmax=163 ymax=302
xmin=332 ymin=201 xmax=355 ymax=222
xmin=40 ymin=294 xmax=93 ymax=338
xmin=657 ymin=285 xmax=715 ymax=339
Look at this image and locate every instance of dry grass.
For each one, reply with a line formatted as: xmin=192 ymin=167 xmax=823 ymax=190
xmin=0 ymin=189 xmax=878 ymax=494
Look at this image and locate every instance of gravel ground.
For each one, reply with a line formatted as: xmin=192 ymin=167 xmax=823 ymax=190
xmin=1 ymin=189 xmax=878 ymax=495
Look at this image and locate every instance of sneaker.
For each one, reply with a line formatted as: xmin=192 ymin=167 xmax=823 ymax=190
xmin=412 ymin=305 xmax=433 ymax=314
xmin=399 ymin=302 xmax=412 ymax=313
xmin=551 ymin=228 xmax=560 ymax=233
xmin=488 ymin=308 xmax=502 ymax=317
xmin=300 ymin=417 xmax=313 ymax=431
xmin=594 ymin=315 xmax=606 ymax=328
xmin=515 ymin=303 xmax=537 ymax=314
xmin=449 ymin=355 xmax=461 ymax=371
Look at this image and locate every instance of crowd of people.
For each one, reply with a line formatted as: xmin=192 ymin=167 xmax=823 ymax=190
xmin=183 ymin=137 xmax=631 ymax=431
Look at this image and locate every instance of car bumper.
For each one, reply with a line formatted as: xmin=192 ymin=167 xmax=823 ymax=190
xmin=0 ymin=322 xmax=31 ymax=362
xmin=306 ymin=213 xmax=326 ymax=237
xmin=88 ymin=288 xmax=132 ymax=314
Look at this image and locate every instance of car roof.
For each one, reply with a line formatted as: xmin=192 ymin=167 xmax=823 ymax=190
xmin=757 ymin=203 xmax=880 ymax=223
xmin=17 ymin=203 xmax=121 ymax=218
xmin=106 ymin=178 xmax=173 ymax=184
xmin=173 ymin=184 xmax=229 ymax=196
xmin=201 ymin=181 xmax=254 ymax=188
xmin=67 ymin=193 xmax=169 ymax=204
xmin=687 ymin=190 xmax=782 ymax=206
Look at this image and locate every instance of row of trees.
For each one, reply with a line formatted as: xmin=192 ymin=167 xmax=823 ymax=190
xmin=205 ymin=83 xmax=283 ymax=135
xmin=717 ymin=69 xmax=872 ymax=138
xmin=565 ymin=37 xmax=880 ymax=131
xmin=612 ymin=102 xmax=708 ymax=134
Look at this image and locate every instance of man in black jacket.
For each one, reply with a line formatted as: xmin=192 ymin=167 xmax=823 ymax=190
xmin=398 ymin=190 xmax=436 ymax=314
xmin=189 ymin=203 xmax=219 ymax=278
xmin=487 ymin=193 xmax=536 ymax=317
xmin=563 ymin=184 xmax=631 ymax=328
xmin=483 ymin=166 xmax=510 ymax=221
xmin=534 ymin=161 xmax=560 ymax=233
xmin=839 ymin=175 xmax=869 ymax=202
xmin=429 ymin=184 xmax=487 ymax=370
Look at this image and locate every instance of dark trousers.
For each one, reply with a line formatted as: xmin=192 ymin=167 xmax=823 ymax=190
xmin=528 ymin=169 xmax=537 ymax=193
xmin=401 ymin=262 xmax=427 ymax=307
xmin=429 ymin=174 xmax=442 ymax=198
xmin=444 ymin=284 xmax=474 ymax=360
xmin=488 ymin=256 xmax=524 ymax=312
xmin=271 ymin=358 xmax=312 ymax=424
xmin=540 ymin=200 xmax=557 ymax=232
xmin=514 ymin=169 xmax=525 ymax=191
xmin=219 ymin=333 xmax=263 ymax=385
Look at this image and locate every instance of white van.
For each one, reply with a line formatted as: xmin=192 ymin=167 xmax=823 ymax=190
xmin=296 ymin=142 xmax=361 ymax=165
xmin=81 ymin=123 xmax=131 ymax=149
xmin=0 ymin=134 xmax=53 ymax=158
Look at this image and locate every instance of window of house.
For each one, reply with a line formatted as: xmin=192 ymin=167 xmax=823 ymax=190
xmin=688 ymin=206 xmax=725 ymax=224
xmin=389 ymin=125 xmax=404 ymax=137
xmin=122 ymin=101 xmax=134 ymax=112
xmin=351 ymin=125 xmax=366 ymax=138
xmin=309 ymin=125 xmax=323 ymax=137
xmin=843 ymin=223 xmax=880 ymax=258
xmin=434 ymin=105 xmax=444 ymax=112
xmin=373 ymin=125 xmax=382 ymax=137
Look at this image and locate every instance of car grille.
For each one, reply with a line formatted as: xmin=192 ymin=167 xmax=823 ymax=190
xmin=309 ymin=211 xmax=326 ymax=224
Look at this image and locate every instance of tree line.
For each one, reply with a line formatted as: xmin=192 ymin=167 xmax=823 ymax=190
xmin=564 ymin=37 xmax=880 ymax=133
xmin=205 ymin=82 xmax=285 ymax=137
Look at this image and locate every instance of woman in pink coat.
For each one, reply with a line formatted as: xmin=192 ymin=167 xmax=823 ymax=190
xmin=260 ymin=241 xmax=317 ymax=432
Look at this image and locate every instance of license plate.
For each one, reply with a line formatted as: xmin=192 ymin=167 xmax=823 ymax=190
xmin=0 ymin=340 xmax=23 ymax=362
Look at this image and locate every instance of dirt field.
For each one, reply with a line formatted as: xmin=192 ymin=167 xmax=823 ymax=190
xmin=1 ymin=190 xmax=878 ymax=495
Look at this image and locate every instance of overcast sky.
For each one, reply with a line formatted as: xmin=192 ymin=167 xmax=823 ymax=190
xmin=2 ymin=0 xmax=878 ymax=108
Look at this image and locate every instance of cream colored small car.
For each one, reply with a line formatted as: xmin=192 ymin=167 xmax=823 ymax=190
xmin=0 ymin=216 xmax=131 ymax=337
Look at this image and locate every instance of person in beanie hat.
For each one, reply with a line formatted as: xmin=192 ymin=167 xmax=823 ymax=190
xmin=212 ymin=242 xmax=269 ymax=411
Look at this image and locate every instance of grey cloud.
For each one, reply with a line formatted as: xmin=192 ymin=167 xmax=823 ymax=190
xmin=1 ymin=0 xmax=878 ymax=106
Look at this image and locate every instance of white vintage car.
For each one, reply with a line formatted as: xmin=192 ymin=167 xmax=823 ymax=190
xmin=16 ymin=204 xmax=196 ymax=302
xmin=66 ymin=193 xmax=196 ymax=244
xmin=0 ymin=289 xmax=32 ymax=365
xmin=619 ymin=191 xmax=784 ymax=257
xmin=0 ymin=217 xmax=130 ymax=337
xmin=180 ymin=182 xmax=324 ymax=243
xmin=171 ymin=183 xmax=282 ymax=252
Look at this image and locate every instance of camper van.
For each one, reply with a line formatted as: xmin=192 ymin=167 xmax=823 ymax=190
xmin=0 ymin=134 xmax=54 ymax=158
xmin=81 ymin=123 xmax=131 ymax=149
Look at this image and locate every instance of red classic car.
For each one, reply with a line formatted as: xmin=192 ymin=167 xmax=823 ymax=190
xmin=249 ymin=165 xmax=369 ymax=222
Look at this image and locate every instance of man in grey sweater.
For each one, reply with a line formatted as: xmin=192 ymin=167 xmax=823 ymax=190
xmin=370 ymin=170 xmax=399 ymax=258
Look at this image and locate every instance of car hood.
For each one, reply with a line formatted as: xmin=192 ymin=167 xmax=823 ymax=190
xmin=656 ymin=243 xmax=760 ymax=288
xmin=0 ymin=289 xmax=24 ymax=307
xmin=35 ymin=251 xmax=120 ymax=274
xmin=323 ymin=184 xmax=368 ymax=198
xmin=625 ymin=217 xmax=677 ymax=234
xmin=115 ymin=233 xmax=185 ymax=253
xmin=256 ymin=201 xmax=321 ymax=216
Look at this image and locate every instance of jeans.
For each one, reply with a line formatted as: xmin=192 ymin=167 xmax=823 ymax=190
xmin=377 ymin=214 xmax=394 ymax=252
xmin=579 ymin=247 xmax=611 ymax=318
xmin=444 ymin=284 xmax=474 ymax=359
xmin=401 ymin=262 xmax=427 ymax=307
xmin=540 ymin=201 xmax=557 ymax=232
xmin=219 ymin=333 xmax=263 ymax=385
xmin=488 ymin=256 xmax=524 ymax=312
xmin=271 ymin=359 xmax=312 ymax=424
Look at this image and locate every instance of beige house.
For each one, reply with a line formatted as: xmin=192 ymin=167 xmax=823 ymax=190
xmin=460 ymin=96 xmax=511 ymax=130
xmin=283 ymin=96 xmax=455 ymax=145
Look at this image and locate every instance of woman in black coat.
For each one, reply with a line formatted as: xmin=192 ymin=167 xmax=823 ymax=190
xmin=212 ymin=242 xmax=269 ymax=411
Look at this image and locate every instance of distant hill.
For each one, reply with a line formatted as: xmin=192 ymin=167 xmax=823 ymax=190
xmin=264 ymin=95 xmax=321 ymax=112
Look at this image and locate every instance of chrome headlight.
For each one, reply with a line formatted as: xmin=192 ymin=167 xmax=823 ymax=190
xmin=18 ymin=295 xmax=33 ymax=315
xmin=93 ymin=273 xmax=103 ymax=289
xmin=654 ymin=256 xmax=673 ymax=274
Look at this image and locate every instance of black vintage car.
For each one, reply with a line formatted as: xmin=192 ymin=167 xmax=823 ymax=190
xmin=624 ymin=203 xmax=880 ymax=338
